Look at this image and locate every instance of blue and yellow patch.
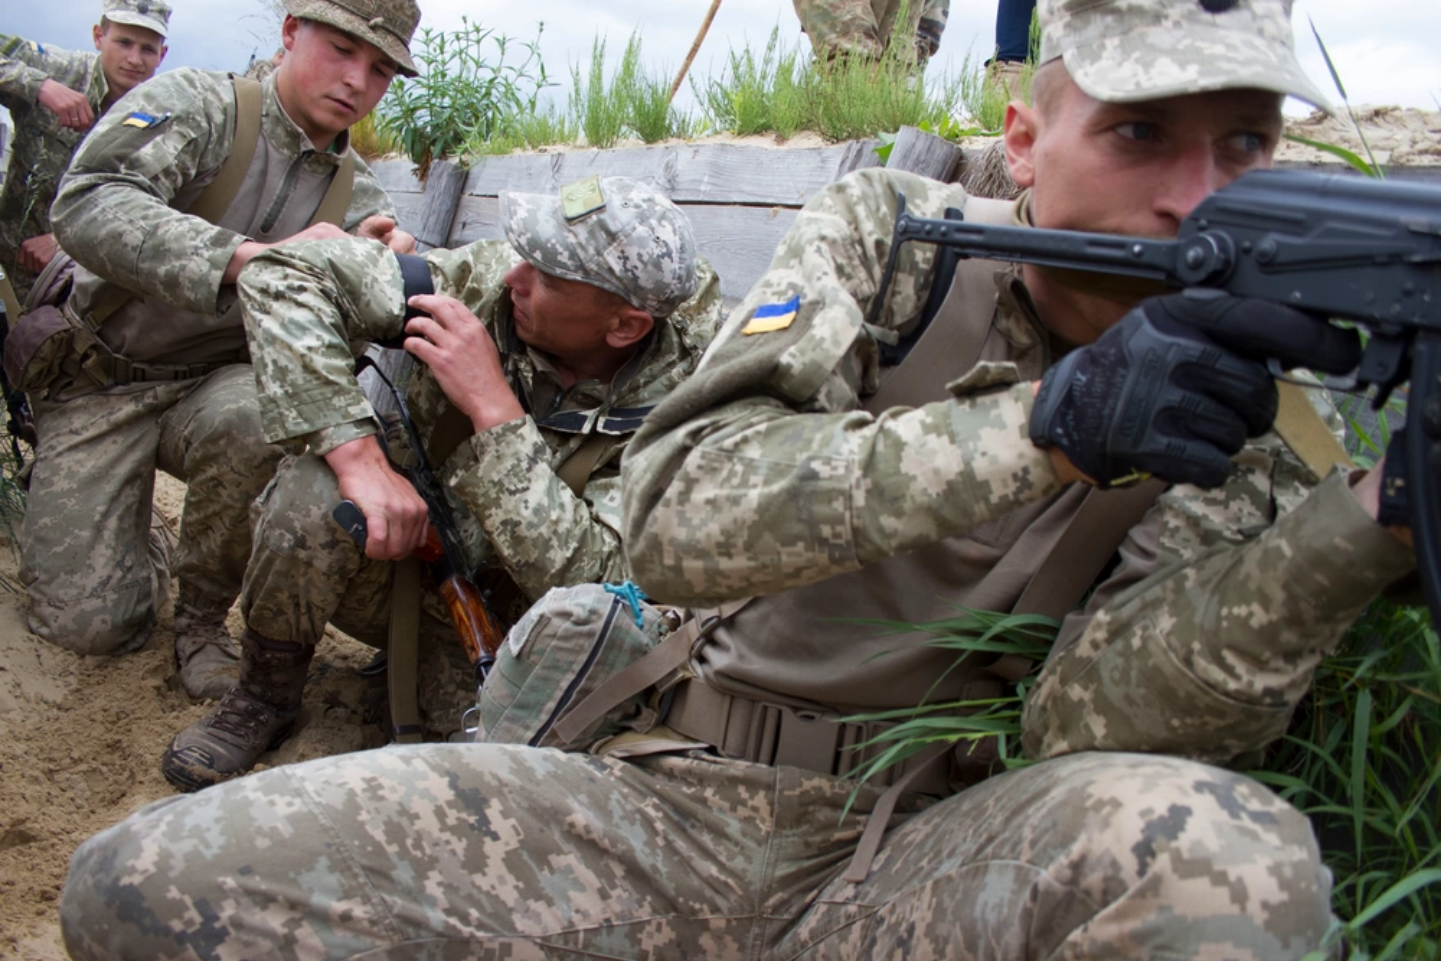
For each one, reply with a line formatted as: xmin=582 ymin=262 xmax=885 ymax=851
xmin=742 ymin=295 xmax=800 ymax=335
xmin=121 ymin=111 xmax=168 ymax=129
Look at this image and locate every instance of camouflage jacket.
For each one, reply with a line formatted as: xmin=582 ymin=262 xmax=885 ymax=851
xmin=0 ymin=35 xmax=110 ymax=300
xmin=51 ymin=68 xmax=393 ymax=370
xmin=239 ymin=238 xmax=724 ymax=601
xmin=622 ymin=168 xmax=1416 ymax=768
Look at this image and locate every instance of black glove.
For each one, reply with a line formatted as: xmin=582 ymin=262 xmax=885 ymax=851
xmin=1030 ymin=290 xmax=1363 ymax=489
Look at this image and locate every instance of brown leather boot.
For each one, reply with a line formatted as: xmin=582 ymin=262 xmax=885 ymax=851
xmin=172 ymin=591 xmax=239 ymax=701
xmin=161 ymin=628 xmax=313 ymax=793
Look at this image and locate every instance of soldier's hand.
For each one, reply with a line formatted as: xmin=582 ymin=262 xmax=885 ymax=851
xmin=322 ymin=435 xmax=429 ymax=560
xmin=356 ymin=215 xmax=417 ymax=254
xmin=1030 ymin=292 xmax=1361 ymax=489
xmin=37 ymin=79 xmax=94 ymax=130
xmin=17 ymin=233 xmax=59 ymax=273
xmin=403 ymin=293 xmax=524 ymax=432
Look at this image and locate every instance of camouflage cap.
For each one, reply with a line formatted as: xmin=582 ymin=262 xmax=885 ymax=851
xmin=500 ymin=176 xmax=699 ymax=319
xmin=1037 ymin=0 xmax=1334 ymax=114
xmin=101 ymin=0 xmax=171 ymax=38
xmin=283 ymin=0 xmax=420 ymax=76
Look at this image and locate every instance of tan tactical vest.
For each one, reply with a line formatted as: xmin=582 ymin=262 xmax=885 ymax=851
xmin=66 ymin=80 xmax=353 ymax=370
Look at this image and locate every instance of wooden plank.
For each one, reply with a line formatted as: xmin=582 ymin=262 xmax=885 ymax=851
xmin=369 ymin=160 xmax=424 ymax=197
xmin=449 ymin=197 xmax=796 ymax=305
xmin=390 ymin=193 xmax=425 ymax=235
xmin=886 ymin=126 xmax=962 ymax=181
xmin=456 ymin=141 xmax=881 ymax=206
xmin=412 ymin=160 xmax=467 ymax=251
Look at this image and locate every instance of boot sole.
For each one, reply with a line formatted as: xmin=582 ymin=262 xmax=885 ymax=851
xmin=161 ymin=721 xmax=298 ymax=793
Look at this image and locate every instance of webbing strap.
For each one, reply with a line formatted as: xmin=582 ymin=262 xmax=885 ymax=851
xmin=387 ymin=555 xmax=425 ymax=744
xmin=0 ymin=267 xmax=20 ymax=327
xmin=555 ymin=435 xmax=613 ymax=498
xmin=309 ymin=153 xmax=354 ymax=228
xmin=1274 ymin=380 xmax=1354 ymax=476
xmin=87 ymin=77 xmax=264 ymax=330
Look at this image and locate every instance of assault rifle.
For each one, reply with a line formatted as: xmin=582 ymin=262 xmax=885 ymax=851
xmin=334 ymin=355 xmax=505 ymax=682
xmin=886 ymin=168 xmax=1441 ymax=619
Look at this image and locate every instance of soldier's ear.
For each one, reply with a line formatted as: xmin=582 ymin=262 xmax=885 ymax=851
xmin=606 ymin=306 xmax=654 ymax=350
xmin=1005 ymin=100 xmax=1038 ymax=189
xmin=92 ymin=22 xmax=105 ymax=51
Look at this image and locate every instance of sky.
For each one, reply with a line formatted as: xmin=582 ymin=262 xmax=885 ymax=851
xmin=4 ymin=0 xmax=1439 ymax=127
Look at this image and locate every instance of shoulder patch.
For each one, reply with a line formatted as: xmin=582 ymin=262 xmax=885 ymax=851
xmin=742 ymin=295 xmax=800 ymax=335
xmin=121 ymin=110 xmax=170 ymax=129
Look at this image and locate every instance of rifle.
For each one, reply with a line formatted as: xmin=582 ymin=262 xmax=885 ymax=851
xmin=882 ymin=168 xmax=1440 ymax=618
xmin=333 ymin=355 xmax=506 ymax=682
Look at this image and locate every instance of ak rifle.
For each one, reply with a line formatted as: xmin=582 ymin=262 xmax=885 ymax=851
xmin=335 ymin=355 xmax=505 ymax=681
xmin=889 ymin=168 xmax=1441 ymax=618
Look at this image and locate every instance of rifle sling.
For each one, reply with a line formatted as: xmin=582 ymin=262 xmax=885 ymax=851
xmin=387 ymin=555 xmax=425 ymax=743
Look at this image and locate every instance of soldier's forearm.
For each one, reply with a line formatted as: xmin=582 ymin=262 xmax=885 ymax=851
xmin=1021 ymin=470 xmax=1416 ymax=765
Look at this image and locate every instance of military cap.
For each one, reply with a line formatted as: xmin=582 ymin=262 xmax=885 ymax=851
xmin=500 ymin=176 xmax=699 ymax=319
xmin=101 ymin=0 xmax=171 ymax=38
xmin=1038 ymin=0 xmax=1334 ymax=113
xmin=283 ymin=0 xmax=421 ymax=76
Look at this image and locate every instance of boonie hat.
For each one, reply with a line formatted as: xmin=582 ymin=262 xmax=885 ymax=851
xmin=501 ymin=176 xmax=699 ymax=319
xmin=283 ymin=0 xmax=421 ymax=76
xmin=1038 ymin=0 xmax=1334 ymax=114
xmin=101 ymin=0 xmax=171 ymax=38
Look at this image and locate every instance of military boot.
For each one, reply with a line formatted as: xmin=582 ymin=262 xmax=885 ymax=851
xmin=172 ymin=589 xmax=239 ymax=701
xmin=161 ymin=628 xmax=313 ymax=793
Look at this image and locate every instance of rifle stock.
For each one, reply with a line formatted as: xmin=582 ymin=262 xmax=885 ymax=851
xmin=889 ymin=168 xmax=1440 ymax=619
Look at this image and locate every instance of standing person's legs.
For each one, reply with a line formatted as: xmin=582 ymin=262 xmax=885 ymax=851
xmin=20 ymin=385 xmax=169 ymax=655
xmin=793 ymin=0 xmax=886 ymax=60
xmin=995 ymin=0 xmax=1037 ymax=63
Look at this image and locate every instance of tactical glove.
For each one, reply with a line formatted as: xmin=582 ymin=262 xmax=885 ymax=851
xmin=1029 ymin=290 xmax=1362 ymax=489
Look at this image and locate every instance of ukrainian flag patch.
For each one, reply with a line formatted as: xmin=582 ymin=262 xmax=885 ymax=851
xmin=121 ymin=111 xmax=167 ymax=128
xmin=742 ymin=295 xmax=800 ymax=335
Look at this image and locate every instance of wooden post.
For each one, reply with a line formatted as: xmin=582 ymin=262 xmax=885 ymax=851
xmin=883 ymin=125 xmax=963 ymax=183
xmin=412 ymin=159 xmax=468 ymax=251
xmin=670 ymin=0 xmax=724 ymax=103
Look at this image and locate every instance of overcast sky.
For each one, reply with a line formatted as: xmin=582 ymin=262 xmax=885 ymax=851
xmin=6 ymin=0 xmax=1439 ymax=123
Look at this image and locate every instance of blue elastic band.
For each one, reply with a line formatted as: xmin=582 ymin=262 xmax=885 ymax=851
xmin=603 ymin=580 xmax=650 ymax=628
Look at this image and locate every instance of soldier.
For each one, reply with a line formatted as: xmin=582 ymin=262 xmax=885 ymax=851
xmin=26 ymin=0 xmax=420 ymax=702
xmin=159 ymin=175 xmax=723 ymax=791
xmin=0 ymin=0 xmax=170 ymax=305
xmin=793 ymin=0 xmax=948 ymax=64
xmin=243 ymin=47 xmax=285 ymax=83
xmin=58 ymin=2 xmax=1415 ymax=959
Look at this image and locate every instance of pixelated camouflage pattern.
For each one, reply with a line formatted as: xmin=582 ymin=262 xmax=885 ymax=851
xmin=500 ymin=177 xmax=699 ymax=319
xmin=285 ymin=0 xmax=420 ymax=74
xmin=793 ymin=0 xmax=950 ymax=61
xmin=23 ymin=67 xmax=390 ymax=655
xmin=622 ymin=165 xmax=1414 ymax=768
xmin=235 ymin=237 xmax=723 ymax=649
xmin=102 ymin=0 xmax=172 ymax=37
xmin=20 ymin=366 xmax=290 ymax=655
xmin=0 ymin=37 xmax=108 ymax=302
xmin=54 ymin=68 xmax=393 ymax=368
xmin=62 ymin=743 xmax=1333 ymax=959
xmin=1038 ymin=0 xmax=1334 ymax=112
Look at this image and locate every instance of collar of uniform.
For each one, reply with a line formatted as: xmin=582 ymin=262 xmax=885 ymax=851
xmin=260 ymin=73 xmax=352 ymax=160
xmin=87 ymin=53 xmax=111 ymax=111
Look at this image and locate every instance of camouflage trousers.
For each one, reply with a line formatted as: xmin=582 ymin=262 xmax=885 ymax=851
xmin=793 ymin=0 xmax=949 ymax=62
xmin=20 ymin=365 xmax=286 ymax=655
xmin=61 ymin=744 xmax=1331 ymax=959
xmin=242 ymin=450 xmax=479 ymax=734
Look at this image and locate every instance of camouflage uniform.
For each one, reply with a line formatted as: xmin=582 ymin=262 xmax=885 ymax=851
xmin=60 ymin=1 xmax=1408 ymax=957
xmin=793 ymin=0 xmax=949 ymax=62
xmin=234 ymin=231 xmax=721 ymax=723
xmin=27 ymin=67 xmax=394 ymax=655
xmin=0 ymin=37 xmax=110 ymax=303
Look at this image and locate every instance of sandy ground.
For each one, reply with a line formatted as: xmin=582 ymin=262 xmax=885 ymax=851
xmin=0 ymin=110 xmax=1437 ymax=960
xmin=0 ymin=473 xmax=383 ymax=960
